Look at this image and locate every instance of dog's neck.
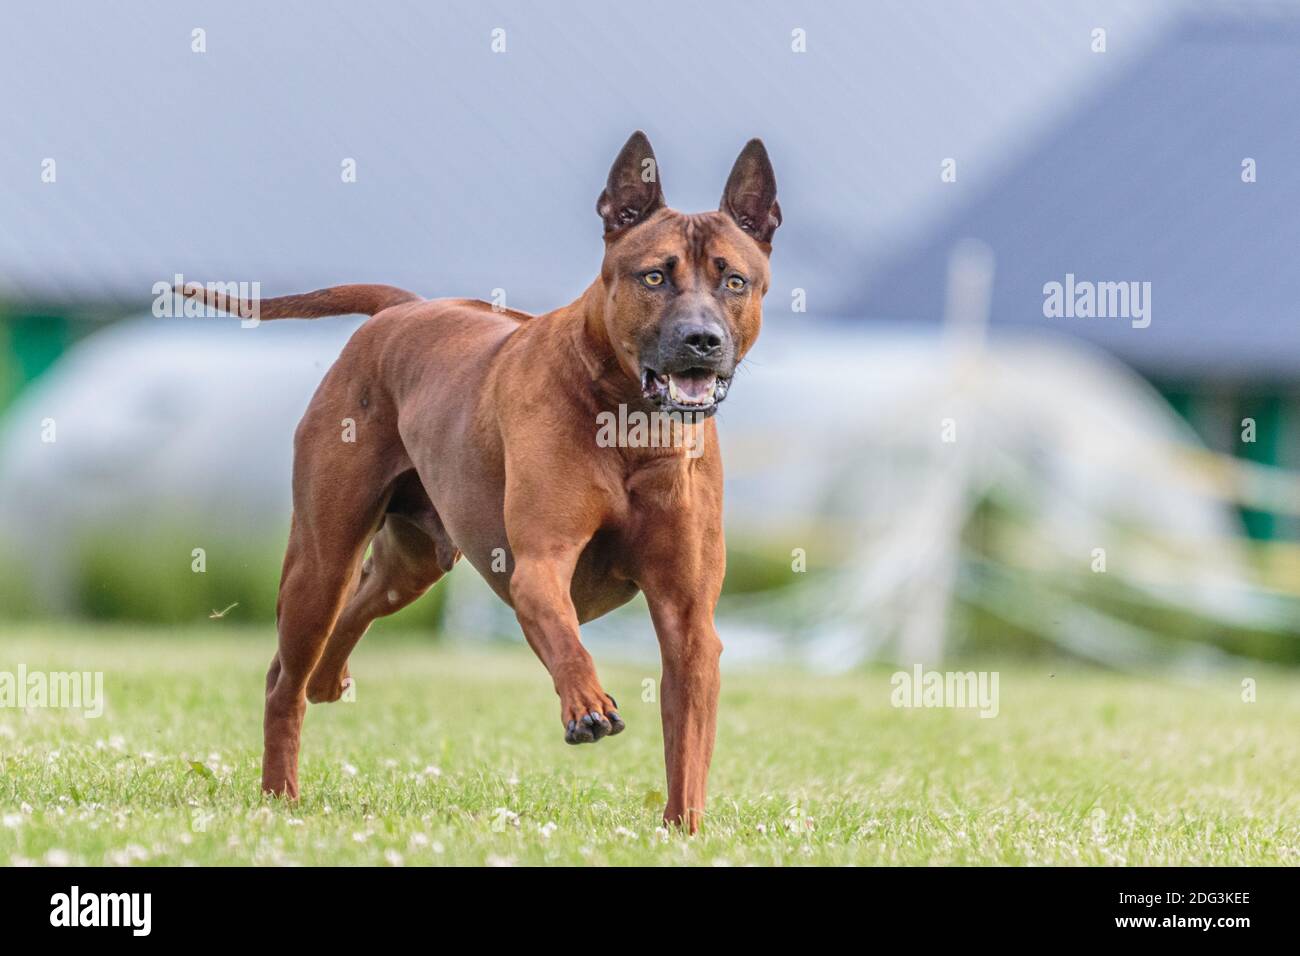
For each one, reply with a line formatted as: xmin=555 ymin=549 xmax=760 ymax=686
xmin=565 ymin=278 xmax=640 ymax=409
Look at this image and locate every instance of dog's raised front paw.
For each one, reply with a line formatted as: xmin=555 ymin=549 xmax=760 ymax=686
xmin=562 ymin=693 xmax=625 ymax=744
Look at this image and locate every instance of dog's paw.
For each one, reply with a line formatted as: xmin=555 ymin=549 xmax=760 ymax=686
xmin=306 ymin=672 xmax=351 ymax=704
xmin=563 ymin=694 xmax=625 ymax=745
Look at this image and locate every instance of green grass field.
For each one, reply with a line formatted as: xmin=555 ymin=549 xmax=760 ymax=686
xmin=2 ymin=623 xmax=1298 ymax=866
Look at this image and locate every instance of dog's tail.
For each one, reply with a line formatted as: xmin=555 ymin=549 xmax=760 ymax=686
xmin=173 ymin=282 xmax=422 ymax=320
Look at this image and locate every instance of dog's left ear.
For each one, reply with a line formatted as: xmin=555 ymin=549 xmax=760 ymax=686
xmin=597 ymin=130 xmax=665 ymax=237
xmin=720 ymin=139 xmax=781 ymax=245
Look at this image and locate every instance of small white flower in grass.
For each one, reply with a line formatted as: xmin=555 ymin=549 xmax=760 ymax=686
xmin=421 ymin=765 xmax=442 ymax=779
xmin=10 ymin=855 xmax=35 ymax=867
xmin=384 ymin=849 xmax=404 ymax=867
xmin=383 ymin=758 xmax=398 ymax=769
xmin=486 ymin=854 xmax=514 ymax=867
xmin=286 ymin=817 xmax=304 ymax=827
xmin=410 ymin=833 xmax=430 ymax=847
xmin=106 ymin=845 xmax=149 ymax=866
xmin=614 ymin=826 xmax=636 ymax=840
xmin=2 ymin=814 xmax=23 ymax=829
xmin=19 ymin=802 xmax=33 ymax=815
xmin=755 ymin=823 xmax=767 ymax=834
xmin=352 ymin=832 xmax=368 ymax=843
xmin=342 ymin=762 xmax=358 ymax=777
xmin=431 ymin=841 xmax=445 ymax=855
xmin=0 ymin=725 xmax=15 ymax=739
xmin=491 ymin=808 xmax=520 ymax=832
xmin=45 ymin=848 xmax=72 ymax=866
xmin=1089 ymin=808 xmax=1107 ymax=842
xmin=539 ymin=821 xmax=558 ymax=839
xmin=653 ymin=827 xmax=670 ymax=843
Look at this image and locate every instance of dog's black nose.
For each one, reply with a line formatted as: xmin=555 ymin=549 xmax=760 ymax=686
xmin=678 ymin=323 xmax=725 ymax=359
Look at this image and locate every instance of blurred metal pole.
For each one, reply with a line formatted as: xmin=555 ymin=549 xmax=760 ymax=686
xmin=898 ymin=239 xmax=994 ymax=664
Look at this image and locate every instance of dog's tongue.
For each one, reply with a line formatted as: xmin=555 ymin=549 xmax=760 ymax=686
xmin=668 ymin=371 xmax=717 ymax=405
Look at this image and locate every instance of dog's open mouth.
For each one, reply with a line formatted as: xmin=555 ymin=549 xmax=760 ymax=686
xmin=641 ymin=367 xmax=731 ymax=413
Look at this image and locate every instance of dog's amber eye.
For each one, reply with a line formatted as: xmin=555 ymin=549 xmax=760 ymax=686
xmin=725 ymin=275 xmax=747 ymax=292
xmin=642 ymin=271 xmax=665 ymax=288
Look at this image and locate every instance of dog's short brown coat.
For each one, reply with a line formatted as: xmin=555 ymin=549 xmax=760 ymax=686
xmin=184 ymin=132 xmax=780 ymax=832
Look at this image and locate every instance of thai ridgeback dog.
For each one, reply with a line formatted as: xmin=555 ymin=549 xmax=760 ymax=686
xmin=179 ymin=131 xmax=780 ymax=832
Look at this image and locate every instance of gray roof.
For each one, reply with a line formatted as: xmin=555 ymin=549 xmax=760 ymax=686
xmin=854 ymin=10 xmax=1300 ymax=381
xmin=0 ymin=0 xmax=1173 ymax=313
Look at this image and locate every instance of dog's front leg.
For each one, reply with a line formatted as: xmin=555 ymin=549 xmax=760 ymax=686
xmin=644 ymin=597 xmax=723 ymax=834
xmin=511 ymin=554 xmax=624 ymax=744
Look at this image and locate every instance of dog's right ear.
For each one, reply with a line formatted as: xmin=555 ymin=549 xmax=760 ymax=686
xmin=597 ymin=131 xmax=664 ymax=237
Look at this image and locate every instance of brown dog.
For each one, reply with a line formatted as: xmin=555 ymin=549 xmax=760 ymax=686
xmin=181 ymin=131 xmax=779 ymax=832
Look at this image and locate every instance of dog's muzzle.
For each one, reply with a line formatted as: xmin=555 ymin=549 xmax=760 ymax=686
xmin=641 ymin=319 xmax=734 ymax=416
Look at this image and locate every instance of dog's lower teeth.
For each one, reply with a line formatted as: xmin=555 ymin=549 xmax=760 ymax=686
xmin=664 ymin=374 xmax=720 ymax=406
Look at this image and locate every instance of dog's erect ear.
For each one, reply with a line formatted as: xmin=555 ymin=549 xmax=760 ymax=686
xmin=597 ymin=130 xmax=665 ymax=237
xmin=720 ymin=139 xmax=781 ymax=245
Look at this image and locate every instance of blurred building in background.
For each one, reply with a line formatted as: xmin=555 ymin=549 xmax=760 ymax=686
xmin=858 ymin=10 xmax=1300 ymax=541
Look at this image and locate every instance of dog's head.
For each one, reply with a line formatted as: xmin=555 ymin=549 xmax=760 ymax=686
xmin=595 ymin=131 xmax=780 ymax=417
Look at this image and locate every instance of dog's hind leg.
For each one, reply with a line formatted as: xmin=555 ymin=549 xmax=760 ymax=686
xmin=262 ymin=401 xmax=396 ymax=798
xmin=305 ymin=511 xmax=458 ymax=704
xmin=263 ymin=501 xmax=383 ymax=798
